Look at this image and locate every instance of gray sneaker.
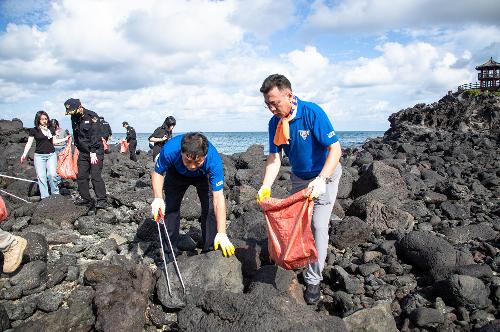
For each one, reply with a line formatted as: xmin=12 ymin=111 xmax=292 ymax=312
xmin=2 ymin=236 xmax=27 ymax=273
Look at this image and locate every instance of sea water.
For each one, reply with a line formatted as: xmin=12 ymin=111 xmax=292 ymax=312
xmin=110 ymin=131 xmax=385 ymax=155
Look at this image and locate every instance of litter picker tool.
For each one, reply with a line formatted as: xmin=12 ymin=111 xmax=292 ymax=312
xmin=156 ymin=210 xmax=186 ymax=295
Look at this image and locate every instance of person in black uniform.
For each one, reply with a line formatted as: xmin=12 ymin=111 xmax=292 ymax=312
xmin=99 ymin=117 xmax=112 ymax=154
xmin=64 ymin=98 xmax=107 ymax=209
xmin=148 ymin=116 xmax=176 ymax=161
xmin=122 ymin=121 xmax=137 ymax=162
xmin=99 ymin=117 xmax=112 ymax=142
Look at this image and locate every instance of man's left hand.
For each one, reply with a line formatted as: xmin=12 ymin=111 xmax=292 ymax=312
xmin=214 ymin=233 xmax=235 ymax=257
xmin=308 ymin=176 xmax=326 ymax=198
xmin=90 ymin=153 xmax=98 ymax=165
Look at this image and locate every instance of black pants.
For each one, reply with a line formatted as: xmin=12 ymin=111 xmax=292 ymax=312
xmin=162 ymin=168 xmax=217 ymax=259
xmin=128 ymin=139 xmax=137 ymax=161
xmin=76 ymin=152 xmax=107 ymax=203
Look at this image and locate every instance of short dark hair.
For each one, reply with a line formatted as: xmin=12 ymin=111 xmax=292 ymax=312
xmin=122 ymin=121 xmax=128 ymax=126
xmin=163 ymin=116 xmax=176 ymax=127
xmin=181 ymin=132 xmax=208 ymax=159
xmin=34 ymin=110 xmax=50 ymax=127
xmin=50 ymin=118 xmax=59 ymax=129
xmin=259 ymin=74 xmax=292 ymax=94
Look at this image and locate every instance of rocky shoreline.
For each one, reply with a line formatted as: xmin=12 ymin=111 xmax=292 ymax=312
xmin=0 ymin=91 xmax=499 ymax=331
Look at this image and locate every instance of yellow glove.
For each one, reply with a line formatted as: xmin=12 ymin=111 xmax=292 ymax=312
xmin=256 ymin=186 xmax=271 ymax=202
xmin=214 ymin=233 xmax=235 ymax=257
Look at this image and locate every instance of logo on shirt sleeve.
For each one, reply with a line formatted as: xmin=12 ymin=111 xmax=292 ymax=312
xmin=216 ymin=180 xmax=223 ymax=187
xmin=298 ymin=130 xmax=310 ymax=140
xmin=327 ymin=130 xmax=336 ymax=138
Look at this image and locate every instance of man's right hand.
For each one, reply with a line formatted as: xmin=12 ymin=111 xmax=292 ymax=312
xmin=256 ymin=186 xmax=271 ymax=202
xmin=151 ymin=197 xmax=165 ymax=221
xmin=20 ymin=155 xmax=26 ymax=163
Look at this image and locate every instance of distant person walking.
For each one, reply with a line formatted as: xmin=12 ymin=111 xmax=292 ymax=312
xmin=256 ymin=74 xmax=342 ymax=305
xmin=149 ymin=116 xmax=176 ymax=161
xmin=20 ymin=111 xmax=69 ymax=199
xmin=64 ymin=98 xmax=108 ymax=209
xmin=122 ymin=121 xmax=137 ymax=162
xmin=50 ymin=119 xmax=70 ymax=155
xmin=50 ymin=118 xmax=70 ymax=187
xmin=99 ymin=117 xmax=112 ymax=142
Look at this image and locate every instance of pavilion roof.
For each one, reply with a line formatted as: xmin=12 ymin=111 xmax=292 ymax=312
xmin=476 ymin=57 xmax=500 ymax=69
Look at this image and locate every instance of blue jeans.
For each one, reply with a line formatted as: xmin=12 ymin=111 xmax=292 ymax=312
xmin=34 ymin=152 xmax=59 ymax=199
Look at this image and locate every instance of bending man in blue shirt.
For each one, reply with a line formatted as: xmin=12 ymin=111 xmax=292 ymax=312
xmin=256 ymin=74 xmax=342 ymax=305
xmin=151 ymin=132 xmax=235 ymax=258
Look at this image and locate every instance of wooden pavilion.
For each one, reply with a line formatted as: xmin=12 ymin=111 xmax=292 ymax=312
xmin=475 ymin=57 xmax=500 ymax=91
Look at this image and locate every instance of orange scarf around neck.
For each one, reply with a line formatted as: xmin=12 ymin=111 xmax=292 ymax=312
xmin=273 ymin=95 xmax=298 ymax=146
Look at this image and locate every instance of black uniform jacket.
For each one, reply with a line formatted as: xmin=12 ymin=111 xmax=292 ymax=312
xmin=126 ymin=126 xmax=137 ymax=142
xmin=71 ymin=108 xmax=104 ymax=154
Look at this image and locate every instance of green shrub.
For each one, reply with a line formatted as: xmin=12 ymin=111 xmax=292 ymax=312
xmin=464 ymin=89 xmax=481 ymax=97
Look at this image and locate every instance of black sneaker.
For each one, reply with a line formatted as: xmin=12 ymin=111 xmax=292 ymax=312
xmin=95 ymin=200 xmax=108 ymax=209
xmin=74 ymin=197 xmax=93 ymax=207
xmin=304 ymin=283 xmax=321 ymax=305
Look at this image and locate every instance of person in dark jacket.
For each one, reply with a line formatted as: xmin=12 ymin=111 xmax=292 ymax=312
xmin=99 ymin=117 xmax=112 ymax=142
xmin=148 ymin=116 xmax=176 ymax=161
xmin=122 ymin=121 xmax=137 ymax=162
xmin=64 ymin=98 xmax=107 ymax=209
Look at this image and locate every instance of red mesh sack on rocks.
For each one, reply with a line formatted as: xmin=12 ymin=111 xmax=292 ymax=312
xmin=57 ymin=136 xmax=78 ymax=180
xmin=0 ymin=196 xmax=7 ymax=222
xmin=120 ymin=140 xmax=129 ymax=153
xmin=258 ymin=188 xmax=317 ymax=270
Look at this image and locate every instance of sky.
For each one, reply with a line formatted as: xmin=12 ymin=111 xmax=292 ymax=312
xmin=0 ymin=0 xmax=499 ymax=133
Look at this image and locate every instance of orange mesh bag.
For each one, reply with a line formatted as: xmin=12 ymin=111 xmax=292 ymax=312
xmin=57 ymin=136 xmax=78 ymax=180
xmin=72 ymin=146 xmax=79 ymax=173
xmin=258 ymin=188 xmax=317 ymax=270
xmin=0 ymin=196 xmax=8 ymax=222
xmin=120 ymin=140 xmax=129 ymax=153
xmin=102 ymin=138 xmax=109 ymax=153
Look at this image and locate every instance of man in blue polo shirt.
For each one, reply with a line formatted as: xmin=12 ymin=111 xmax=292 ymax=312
xmin=256 ymin=74 xmax=342 ymax=305
xmin=151 ymin=132 xmax=235 ymax=258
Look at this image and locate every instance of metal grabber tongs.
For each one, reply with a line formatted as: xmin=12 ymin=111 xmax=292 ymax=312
xmin=155 ymin=210 xmax=186 ymax=296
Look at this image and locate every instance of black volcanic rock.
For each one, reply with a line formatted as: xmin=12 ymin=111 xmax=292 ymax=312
xmin=0 ymin=91 xmax=498 ymax=330
xmin=397 ymin=231 xmax=474 ymax=279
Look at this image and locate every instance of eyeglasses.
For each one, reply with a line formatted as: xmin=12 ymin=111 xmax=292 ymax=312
xmin=264 ymin=100 xmax=282 ymax=110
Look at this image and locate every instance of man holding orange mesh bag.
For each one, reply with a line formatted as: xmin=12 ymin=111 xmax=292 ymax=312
xmin=257 ymin=74 xmax=342 ymax=305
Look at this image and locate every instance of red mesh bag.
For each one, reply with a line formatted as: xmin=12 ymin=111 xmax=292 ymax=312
xmin=102 ymin=138 xmax=109 ymax=153
xmin=0 ymin=196 xmax=8 ymax=222
xmin=57 ymin=136 xmax=78 ymax=180
xmin=258 ymin=188 xmax=317 ymax=270
xmin=120 ymin=140 xmax=129 ymax=153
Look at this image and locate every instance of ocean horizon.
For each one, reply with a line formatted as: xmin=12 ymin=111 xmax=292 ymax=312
xmin=109 ymin=131 xmax=385 ymax=155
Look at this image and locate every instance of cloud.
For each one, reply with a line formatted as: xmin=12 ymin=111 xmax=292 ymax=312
xmin=0 ymin=24 xmax=45 ymax=60
xmin=124 ymin=0 xmax=243 ymax=53
xmin=0 ymin=79 xmax=34 ymax=103
xmin=230 ymin=0 xmax=296 ymax=39
xmin=305 ymin=0 xmax=500 ymax=33
xmin=0 ymin=0 xmax=497 ymax=133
